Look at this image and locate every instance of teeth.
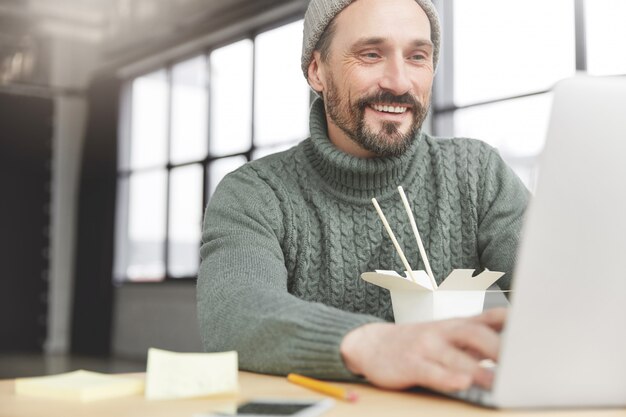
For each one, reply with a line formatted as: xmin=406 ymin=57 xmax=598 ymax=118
xmin=372 ymin=104 xmax=408 ymax=114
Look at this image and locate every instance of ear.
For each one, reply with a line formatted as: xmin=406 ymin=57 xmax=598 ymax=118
xmin=307 ymin=51 xmax=326 ymax=94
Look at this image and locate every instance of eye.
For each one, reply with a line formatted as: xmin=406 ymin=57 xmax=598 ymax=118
xmin=361 ymin=52 xmax=381 ymax=60
xmin=410 ymin=54 xmax=426 ymax=61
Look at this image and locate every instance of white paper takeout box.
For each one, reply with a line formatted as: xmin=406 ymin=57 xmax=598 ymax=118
xmin=361 ymin=269 xmax=505 ymax=323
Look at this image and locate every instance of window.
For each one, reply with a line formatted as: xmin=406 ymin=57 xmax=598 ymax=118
xmin=254 ymin=21 xmax=310 ymax=147
xmin=170 ymin=56 xmax=208 ymax=165
xmin=116 ymin=70 xmax=170 ymax=282
xmin=168 ymin=164 xmax=203 ymax=278
xmin=115 ymin=19 xmax=310 ymax=282
xmin=127 ymin=70 xmax=168 ymax=170
xmin=435 ymin=93 xmax=553 ymax=190
xmin=451 ymin=0 xmax=575 ymax=106
xmin=585 ymin=0 xmax=626 ymax=75
xmin=115 ymin=1 xmax=626 ymax=283
xmin=431 ymin=0 xmax=626 ymax=189
xmin=210 ymin=40 xmax=253 ymax=157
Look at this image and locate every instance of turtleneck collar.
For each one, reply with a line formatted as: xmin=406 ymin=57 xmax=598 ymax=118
xmin=303 ymin=97 xmax=424 ymax=201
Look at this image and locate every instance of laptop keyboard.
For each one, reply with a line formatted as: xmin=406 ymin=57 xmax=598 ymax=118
xmin=448 ymin=385 xmax=495 ymax=407
xmin=447 ymin=361 xmax=497 ymax=407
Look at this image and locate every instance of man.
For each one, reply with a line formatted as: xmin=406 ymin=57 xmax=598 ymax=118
xmin=197 ymin=0 xmax=528 ymax=392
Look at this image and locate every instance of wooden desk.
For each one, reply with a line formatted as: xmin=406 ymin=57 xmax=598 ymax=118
xmin=1 ymin=372 xmax=625 ymax=417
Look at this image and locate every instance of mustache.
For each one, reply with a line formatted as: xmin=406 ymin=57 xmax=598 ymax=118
xmin=356 ymin=91 xmax=419 ymax=110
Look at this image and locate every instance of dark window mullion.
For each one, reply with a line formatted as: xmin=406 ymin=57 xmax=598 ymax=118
xmin=249 ymin=34 xmax=257 ymax=161
xmin=574 ymin=0 xmax=588 ymax=72
xmin=164 ymin=66 xmax=174 ymax=281
xmin=203 ymin=52 xmax=212 ymax=210
xmin=432 ymin=0 xmax=455 ymax=137
xmin=120 ymin=81 xmax=134 ymax=282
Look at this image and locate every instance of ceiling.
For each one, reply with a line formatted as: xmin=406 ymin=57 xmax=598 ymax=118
xmin=0 ymin=0 xmax=110 ymax=84
xmin=0 ymin=0 xmax=303 ymax=87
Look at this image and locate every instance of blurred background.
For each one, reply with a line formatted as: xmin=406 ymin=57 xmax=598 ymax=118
xmin=1 ymin=0 xmax=625 ymax=377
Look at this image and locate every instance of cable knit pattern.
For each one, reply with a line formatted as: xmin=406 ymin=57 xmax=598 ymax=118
xmin=197 ymin=98 xmax=529 ymax=380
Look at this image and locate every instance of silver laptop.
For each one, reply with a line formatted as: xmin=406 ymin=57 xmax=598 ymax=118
xmin=451 ymin=75 xmax=626 ymax=409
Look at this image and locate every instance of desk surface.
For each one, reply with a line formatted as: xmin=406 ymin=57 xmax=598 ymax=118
xmin=1 ymin=372 xmax=625 ymax=417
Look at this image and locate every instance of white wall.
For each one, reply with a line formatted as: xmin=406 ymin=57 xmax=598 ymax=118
xmin=46 ymin=97 xmax=87 ymax=354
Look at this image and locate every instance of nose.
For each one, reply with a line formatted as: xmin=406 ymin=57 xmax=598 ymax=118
xmin=378 ymin=54 xmax=411 ymax=95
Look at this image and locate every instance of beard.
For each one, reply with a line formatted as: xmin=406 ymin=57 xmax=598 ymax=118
xmin=324 ymin=78 xmax=429 ymax=158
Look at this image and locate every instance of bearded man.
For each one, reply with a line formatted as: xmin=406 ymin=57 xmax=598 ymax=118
xmin=197 ymin=0 xmax=528 ymax=392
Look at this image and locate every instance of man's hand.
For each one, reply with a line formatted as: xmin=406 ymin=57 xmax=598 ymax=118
xmin=340 ymin=308 xmax=507 ymax=392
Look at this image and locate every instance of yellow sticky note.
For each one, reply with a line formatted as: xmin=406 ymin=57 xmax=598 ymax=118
xmin=145 ymin=348 xmax=238 ymax=400
xmin=14 ymin=370 xmax=144 ymax=402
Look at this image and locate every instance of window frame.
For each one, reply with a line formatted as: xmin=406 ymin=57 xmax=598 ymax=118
xmin=432 ymin=0 xmax=588 ymax=123
xmin=114 ymin=14 xmax=310 ymax=284
xmin=115 ymin=0 xmax=623 ymax=284
xmin=429 ymin=0 xmax=590 ymax=189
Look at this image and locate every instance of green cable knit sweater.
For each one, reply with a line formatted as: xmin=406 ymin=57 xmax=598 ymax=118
xmin=197 ymin=98 xmax=529 ymax=380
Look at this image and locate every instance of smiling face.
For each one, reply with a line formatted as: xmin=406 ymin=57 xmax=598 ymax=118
xmin=307 ymin=0 xmax=435 ymax=158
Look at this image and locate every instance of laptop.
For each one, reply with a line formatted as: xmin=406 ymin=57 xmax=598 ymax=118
xmin=450 ymin=75 xmax=626 ymax=409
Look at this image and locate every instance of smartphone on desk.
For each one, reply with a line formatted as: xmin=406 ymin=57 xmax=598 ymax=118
xmin=195 ymin=398 xmax=335 ymax=417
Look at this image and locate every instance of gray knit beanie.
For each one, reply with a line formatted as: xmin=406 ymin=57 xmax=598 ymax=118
xmin=301 ymin=0 xmax=441 ymax=79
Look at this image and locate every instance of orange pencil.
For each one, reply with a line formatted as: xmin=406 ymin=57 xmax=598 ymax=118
xmin=287 ymin=373 xmax=358 ymax=402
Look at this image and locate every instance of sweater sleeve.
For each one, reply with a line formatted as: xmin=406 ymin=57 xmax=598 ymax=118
xmin=477 ymin=147 xmax=530 ymax=290
xmin=196 ymin=166 xmax=382 ymax=380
